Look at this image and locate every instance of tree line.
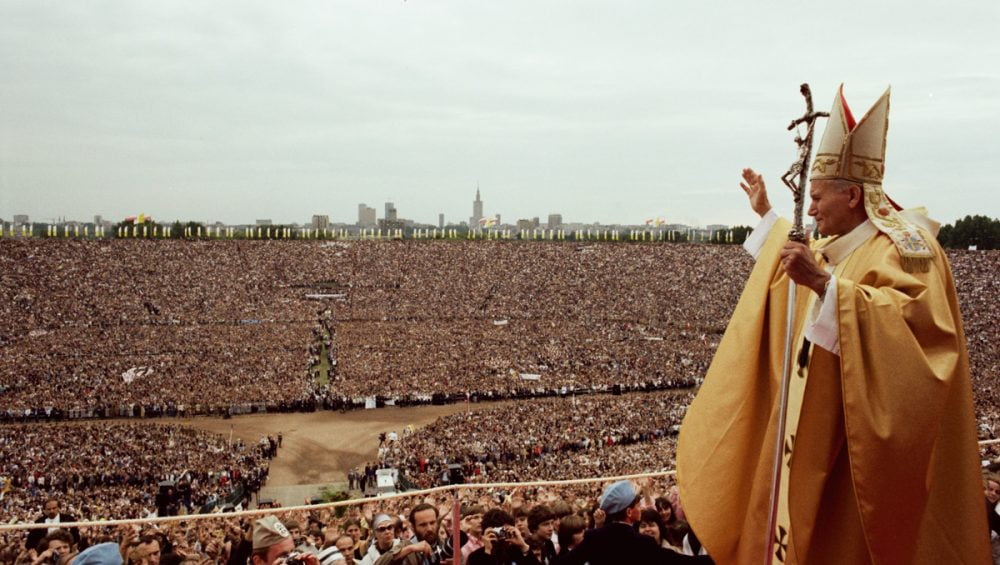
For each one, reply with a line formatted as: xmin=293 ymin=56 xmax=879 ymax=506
xmin=938 ymin=215 xmax=999 ymax=250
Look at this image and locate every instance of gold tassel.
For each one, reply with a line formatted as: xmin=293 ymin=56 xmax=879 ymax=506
xmin=900 ymin=255 xmax=931 ymax=273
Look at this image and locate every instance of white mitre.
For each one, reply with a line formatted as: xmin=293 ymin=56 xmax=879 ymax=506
xmin=811 ymin=85 xmax=936 ymax=272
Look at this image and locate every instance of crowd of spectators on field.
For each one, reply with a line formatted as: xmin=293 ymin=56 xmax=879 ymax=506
xmin=0 ymin=237 xmax=996 ymax=561
xmin=0 ymin=239 xmax=997 ymax=433
xmin=376 ymin=391 xmax=691 ymax=488
xmin=0 ymin=423 xmax=278 ymax=524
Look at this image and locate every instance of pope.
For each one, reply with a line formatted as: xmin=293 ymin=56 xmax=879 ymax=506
xmin=676 ymin=85 xmax=991 ymax=564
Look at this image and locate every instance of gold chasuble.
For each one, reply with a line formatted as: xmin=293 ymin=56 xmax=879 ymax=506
xmin=676 ymin=216 xmax=990 ymax=564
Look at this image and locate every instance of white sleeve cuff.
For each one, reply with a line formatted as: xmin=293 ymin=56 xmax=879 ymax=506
xmin=743 ymin=209 xmax=779 ymax=259
xmin=805 ymin=275 xmax=840 ymax=355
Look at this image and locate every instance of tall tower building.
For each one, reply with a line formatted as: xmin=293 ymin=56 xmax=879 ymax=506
xmin=385 ymin=202 xmax=398 ymax=222
xmin=438 ymin=213 xmax=445 ymax=229
xmin=470 ymin=187 xmax=484 ymax=227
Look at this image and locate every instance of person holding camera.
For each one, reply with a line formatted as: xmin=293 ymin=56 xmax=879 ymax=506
xmin=28 ymin=530 xmax=74 ymax=565
xmin=249 ymin=515 xmax=319 ymax=565
xmin=374 ymin=503 xmax=453 ymax=565
xmin=466 ymin=509 xmax=540 ymax=565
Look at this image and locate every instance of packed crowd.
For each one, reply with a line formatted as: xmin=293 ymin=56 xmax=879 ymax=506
xmin=1 ymin=239 xmax=997 ymax=431
xmin=376 ymin=391 xmax=692 ymax=488
xmin=0 ymin=476 xmax=715 ymax=564
xmin=0 ymin=423 xmax=278 ymax=523
xmin=3 ymin=471 xmax=998 ymax=565
xmin=950 ymin=250 xmax=1000 ymax=441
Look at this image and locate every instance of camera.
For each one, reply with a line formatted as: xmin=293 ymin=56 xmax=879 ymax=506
xmin=488 ymin=527 xmax=511 ymax=541
xmin=283 ymin=553 xmax=307 ymax=565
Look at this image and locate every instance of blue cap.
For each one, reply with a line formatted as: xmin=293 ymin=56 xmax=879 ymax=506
xmin=73 ymin=542 xmax=123 ymax=565
xmin=599 ymin=480 xmax=637 ymax=514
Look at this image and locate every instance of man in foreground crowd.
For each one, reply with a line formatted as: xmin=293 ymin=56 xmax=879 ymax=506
xmin=375 ymin=504 xmax=452 ymax=565
xmin=360 ymin=514 xmax=401 ymax=565
xmin=466 ymin=508 xmax=538 ymax=565
xmin=26 ymin=498 xmax=79 ymax=552
xmin=250 ymin=515 xmax=318 ymax=565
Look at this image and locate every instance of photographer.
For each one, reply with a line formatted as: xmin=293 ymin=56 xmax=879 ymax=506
xmin=466 ymin=509 xmax=540 ymax=565
xmin=29 ymin=530 xmax=74 ymax=565
xmin=250 ymin=515 xmax=319 ymax=565
xmin=374 ymin=503 xmax=452 ymax=565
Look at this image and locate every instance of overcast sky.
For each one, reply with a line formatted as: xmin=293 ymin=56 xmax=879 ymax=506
xmin=1 ymin=1 xmax=998 ymax=227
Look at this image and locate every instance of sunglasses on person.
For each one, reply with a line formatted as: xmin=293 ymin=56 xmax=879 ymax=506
xmin=375 ymin=525 xmax=394 ymax=533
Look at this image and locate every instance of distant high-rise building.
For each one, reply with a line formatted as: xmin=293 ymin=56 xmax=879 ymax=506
xmin=255 ymin=219 xmax=272 ymax=226
xmin=547 ymin=214 xmax=563 ymax=229
xmin=385 ymin=202 xmax=398 ymax=222
xmin=531 ymin=217 xmax=540 ymax=229
xmin=312 ymin=215 xmax=330 ymax=230
xmin=13 ymin=214 xmax=29 ymax=224
xmin=94 ymin=214 xmax=103 ymax=226
xmin=469 ymin=187 xmax=484 ymax=227
xmin=438 ymin=213 xmax=445 ymax=229
xmin=358 ymin=204 xmax=376 ymax=227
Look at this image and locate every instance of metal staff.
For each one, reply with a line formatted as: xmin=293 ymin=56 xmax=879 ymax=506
xmin=763 ymin=83 xmax=828 ymax=565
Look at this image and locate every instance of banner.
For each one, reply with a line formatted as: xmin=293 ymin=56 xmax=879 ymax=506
xmin=122 ymin=366 xmax=154 ymax=385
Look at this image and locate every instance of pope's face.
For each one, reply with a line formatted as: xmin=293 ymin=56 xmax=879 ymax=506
xmin=808 ymin=180 xmax=859 ymax=237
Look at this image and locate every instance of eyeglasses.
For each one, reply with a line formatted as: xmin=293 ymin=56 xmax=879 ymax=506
xmin=375 ymin=526 xmax=394 ymax=533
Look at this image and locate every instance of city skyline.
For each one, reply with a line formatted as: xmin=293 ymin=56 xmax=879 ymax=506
xmin=2 ymin=2 xmax=998 ymax=227
xmin=3 ymin=187 xmax=741 ymax=230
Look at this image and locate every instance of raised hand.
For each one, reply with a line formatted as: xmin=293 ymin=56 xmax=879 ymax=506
xmin=593 ymin=508 xmax=606 ymax=528
xmin=740 ymin=168 xmax=772 ymax=218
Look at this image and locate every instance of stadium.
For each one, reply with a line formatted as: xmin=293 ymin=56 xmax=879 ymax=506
xmin=4 ymin=1 xmax=1000 ymax=563
xmin=0 ymin=235 xmax=997 ymax=563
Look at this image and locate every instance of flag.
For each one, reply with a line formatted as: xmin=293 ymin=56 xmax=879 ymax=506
xmin=122 ymin=366 xmax=154 ymax=385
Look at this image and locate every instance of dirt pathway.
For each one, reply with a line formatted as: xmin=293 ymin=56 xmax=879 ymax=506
xmin=178 ymin=403 xmax=471 ymax=486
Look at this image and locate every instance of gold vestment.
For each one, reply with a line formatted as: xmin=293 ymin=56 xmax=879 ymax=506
xmin=677 ymin=217 xmax=990 ymax=564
